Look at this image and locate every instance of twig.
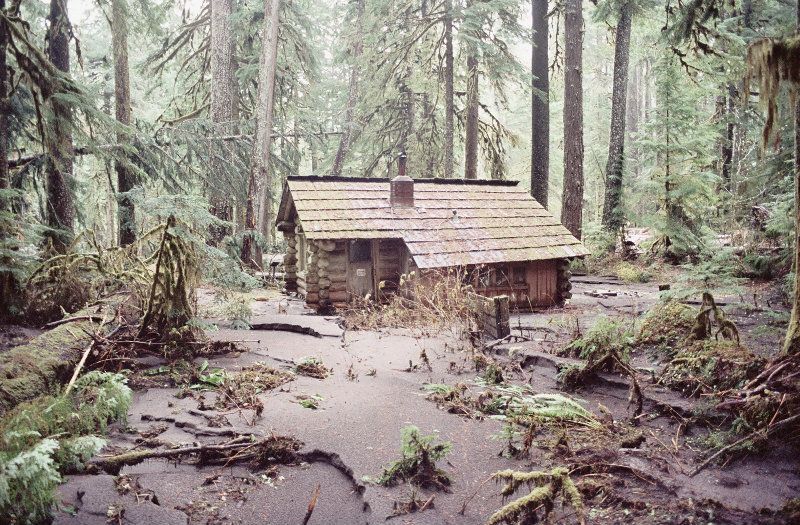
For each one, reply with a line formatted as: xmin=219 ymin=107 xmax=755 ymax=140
xmin=43 ymin=314 xmax=105 ymax=328
xmin=458 ymin=474 xmax=494 ymax=515
xmin=689 ymin=413 xmax=800 ymax=477
xmin=302 ymin=484 xmax=321 ymax=525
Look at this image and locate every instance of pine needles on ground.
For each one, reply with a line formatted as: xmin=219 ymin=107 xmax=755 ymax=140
xmin=486 ymin=467 xmax=585 ymax=525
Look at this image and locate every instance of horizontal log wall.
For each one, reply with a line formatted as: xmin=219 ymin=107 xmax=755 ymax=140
xmin=467 ymin=292 xmax=510 ymax=340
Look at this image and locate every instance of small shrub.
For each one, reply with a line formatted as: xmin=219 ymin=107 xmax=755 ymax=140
xmin=636 ymin=301 xmax=696 ymax=353
xmin=560 ymin=317 xmax=633 ymax=361
xmin=659 ymin=340 xmax=764 ymax=396
xmin=294 ymin=357 xmax=331 ymax=379
xmin=375 ymin=426 xmax=452 ymax=490
xmin=614 ymin=262 xmax=652 ymax=283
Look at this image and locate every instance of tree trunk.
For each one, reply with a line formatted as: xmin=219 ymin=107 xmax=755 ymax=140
xmin=45 ymin=0 xmax=75 ymax=253
xmin=209 ymin=0 xmax=236 ymax=244
xmin=600 ymin=1 xmax=632 ymax=232
xmin=243 ymin=0 xmax=280 ymax=266
xmin=464 ymin=30 xmax=479 ymax=180
xmin=443 ymin=0 xmax=454 ymax=179
xmin=0 ymin=0 xmax=8 ymax=211
xmin=112 ymin=0 xmax=135 ymax=246
xmin=720 ymin=83 xmax=735 ymax=191
xmin=783 ymin=0 xmax=800 ymax=355
xmin=530 ymin=0 xmax=549 ymax=208
xmin=331 ymin=0 xmax=364 ymax=177
xmin=560 ymin=0 xmax=584 ymax=239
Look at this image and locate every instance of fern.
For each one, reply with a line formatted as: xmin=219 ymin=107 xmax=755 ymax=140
xmin=0 ymin=372 xmax=131 ymax=522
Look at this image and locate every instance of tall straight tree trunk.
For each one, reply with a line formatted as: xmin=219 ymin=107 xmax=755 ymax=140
xmin=530 ymin=0 xmax=549 ymax=208
xmin=464 ymin=18 xmax=479 ymax=180
xmin=45 ymin=0 xmax=75 ymax=253
xmin=560 ymin=0 xmax=584 ymax=239
xmin=331 ymin=0 xmax=364 ymax=177
xmin=783 ymin=0 xmax=800 ymax=354
xmin=443 ymin=0 xmax=454 ymax=179
xmin=600 ymin=1 xmax=632 ymax=232
xmin=720 ymin=83 xmax=735 ymax=190
xmin=242 ymin=0 xmax=280 ymax=266
xmin=0 ymin=0 xmax=8 ymax=211
xmin=112 ymin=0 xmax=135 ymax=246
xmin=209 ymin=0 xmax=236 ymax=243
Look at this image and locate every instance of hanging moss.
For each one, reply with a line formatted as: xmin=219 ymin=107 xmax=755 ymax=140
xmin=745 ymin=36 xmax=800 ymax=146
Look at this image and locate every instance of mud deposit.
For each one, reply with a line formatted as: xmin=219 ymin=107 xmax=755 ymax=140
xmin=54 ymin=282 xmax=799 ymax=524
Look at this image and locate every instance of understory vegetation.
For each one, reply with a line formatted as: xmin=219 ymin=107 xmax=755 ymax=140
xmin=0 ymin=372 xmax=131 ymax=522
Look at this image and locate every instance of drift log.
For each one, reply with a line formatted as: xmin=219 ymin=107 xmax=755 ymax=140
xmin=0 ymin=302 xmax=121 ymax=415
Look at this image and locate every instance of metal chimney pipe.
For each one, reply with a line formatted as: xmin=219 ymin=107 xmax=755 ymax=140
xmin=390 ymin=152 xmax=413 ymax=208
xmin=398 ymin=151 xmax=407 ymax=178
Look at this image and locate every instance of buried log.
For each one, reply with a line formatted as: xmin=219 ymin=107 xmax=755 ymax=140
xmin=88 ymin=435 xmax=368 ymax=497
xmin=0 ymin=301 xmax=123 ymax=415
xmin=249 ymin=322 xmax=324 ymax=337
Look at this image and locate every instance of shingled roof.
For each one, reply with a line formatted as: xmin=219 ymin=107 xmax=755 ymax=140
xmin=277 ymin=176 xmax=589 ymax=269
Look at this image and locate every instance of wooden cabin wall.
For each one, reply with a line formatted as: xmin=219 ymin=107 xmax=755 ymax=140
xmin=524 ymin=260 xmax=559 ymax=307
xmin=374 ymin=239 xmax=404 ymax=298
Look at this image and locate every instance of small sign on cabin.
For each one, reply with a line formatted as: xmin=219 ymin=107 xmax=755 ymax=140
xmin=356 ymin=269 xmax=366 ymax=277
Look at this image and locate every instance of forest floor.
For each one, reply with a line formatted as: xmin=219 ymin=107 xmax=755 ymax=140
xmin=43 ymin=275 xmax=799 ymax=525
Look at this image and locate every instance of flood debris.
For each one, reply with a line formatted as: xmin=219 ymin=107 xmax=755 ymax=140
xmin=294 ymin=356 xmax=331 ymax=379
xmin=388 ymin=490 xmax=435 ymax=520
xmin=485 ymin=468 xmax=584 ymax=525
xmin=88 ymin=434 xmax=303 ymax=475
xmin=557 ymin=317 xmax=643 ymax=420
xmin=374 ymin=426 xmax=452 ymax=491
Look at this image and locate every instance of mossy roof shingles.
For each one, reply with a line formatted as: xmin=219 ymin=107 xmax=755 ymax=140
xmin=278 ymin=176 xmax=589 ymax=269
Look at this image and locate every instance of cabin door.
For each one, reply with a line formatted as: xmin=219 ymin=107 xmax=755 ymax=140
xmin=347 ymin=240 xmax=374 ymax=299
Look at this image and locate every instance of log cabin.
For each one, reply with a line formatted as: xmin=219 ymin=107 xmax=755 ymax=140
xmin=275 ymin=165 xmax=588 ymax=312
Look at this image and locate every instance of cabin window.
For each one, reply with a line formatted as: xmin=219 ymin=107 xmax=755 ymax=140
xmin=495 ymin=267 xmax=510 ymax=287
xmin=512 ymin=266 xmax=526 ymax=285
xmin=477 ymin=267 xmax=493 ymax=288
xmin=349 ymin=239 xmax=371 ymax=263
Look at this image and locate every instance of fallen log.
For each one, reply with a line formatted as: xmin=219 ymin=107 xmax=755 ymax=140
xmin=0 ymin=301 xmax=122 ymax=415
xmin=249 ymin=322 xmax=324 ymax=338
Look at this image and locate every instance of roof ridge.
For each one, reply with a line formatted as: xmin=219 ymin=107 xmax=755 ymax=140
xmin=287 ymin=175 xmax=519 ymax=187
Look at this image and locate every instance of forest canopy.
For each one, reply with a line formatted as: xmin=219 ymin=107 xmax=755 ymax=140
xmin=0 ymin=0 xmax=799 ymax=317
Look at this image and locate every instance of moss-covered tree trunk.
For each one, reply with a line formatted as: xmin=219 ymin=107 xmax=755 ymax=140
xmin=561 ymin=0 xmax=584 ymax=239
xmin=783 ymin=0 xmax=800 ymax=355
xmin=0 ymin=304 xmax=121 ymax=414
xmin=45 ymin=0 xmax=75 ymax=253
xmin=209 ymin=0 xmax=236 ymax=244
xmin=600 ymin=0 xmax=632 ymax=233
xmin=0 ymin=0 xmax=7 ymax=208
xmin=112 ymin=0 xmax=135 ymax=246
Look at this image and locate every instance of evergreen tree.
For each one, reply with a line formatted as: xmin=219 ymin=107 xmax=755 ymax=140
xmin=561 ymin=0 xmax=584 ymax=238
xmin=530 ymin=0 xmax=549 ymax=207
